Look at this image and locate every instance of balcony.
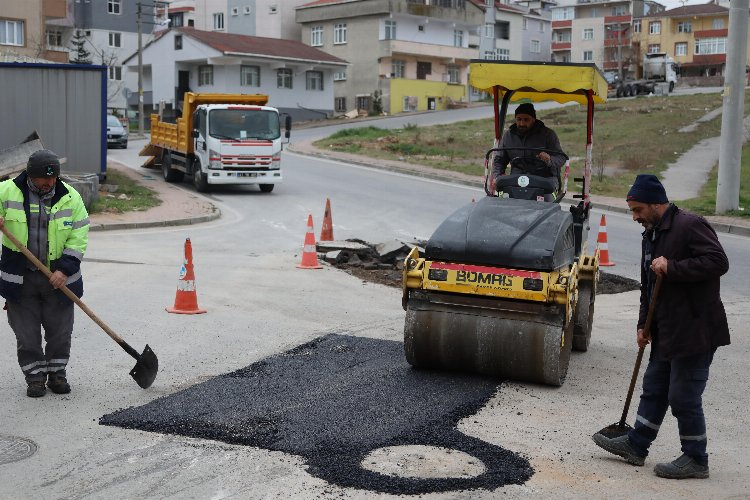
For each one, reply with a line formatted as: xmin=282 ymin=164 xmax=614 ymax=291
xmin=552 ymin=20 xmax=572 ymax=29
xmin=604 ymin=15 xmax=632 ymax=26
xmin=552 ymin=42 xmax=571 ymax=51
xmin=604 ymin=36 xmax=631 ymax=47
xmin=694 ymin=29 xmax=728 ymax=38
xmin=384 ymin=39 xmax=477 ymax=61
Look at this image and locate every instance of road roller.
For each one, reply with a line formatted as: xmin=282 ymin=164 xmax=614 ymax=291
xmin=402 ymin=61 xmax=608 ymax=386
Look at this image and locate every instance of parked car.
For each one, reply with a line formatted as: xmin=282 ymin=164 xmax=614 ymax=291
xmin=106 ymin=115 xmax=128 ymax=149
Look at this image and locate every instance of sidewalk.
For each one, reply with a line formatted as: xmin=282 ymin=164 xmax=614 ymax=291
xmin=88 ymin=161 xmax=220 ymax=231
xmin=288 ymin=139 xmax=750 ymax=237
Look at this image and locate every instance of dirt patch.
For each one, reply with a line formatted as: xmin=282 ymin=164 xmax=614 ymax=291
xmin=324 ymin=239 xmax=640 ymax=294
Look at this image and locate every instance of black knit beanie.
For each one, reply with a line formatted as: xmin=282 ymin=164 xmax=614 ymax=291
xmin=27 ymin=149 xmax=61 ymax=178
xmin=626 ymin=174 xmax=669 ymax=204
xmin=515 ymin=102 xmax=536 ymax=118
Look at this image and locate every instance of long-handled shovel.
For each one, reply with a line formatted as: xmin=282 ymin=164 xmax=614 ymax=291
xmin=0 ymin=225 xmax=158 ymax=389
xmin=594 ymin=274 xmax=663 ymax=438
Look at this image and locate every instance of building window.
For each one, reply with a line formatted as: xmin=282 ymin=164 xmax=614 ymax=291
xmin=333 ymin=71 xmax=346 ymax=81
xmin=392 ymin=59 xmax=405 ymax=78
xmin=446 ymin=65 xmax=460 ymax=84
xmin=675 ymin=42 xmax=687 ymax=56
xmin=108 ymin=66 xmax=122 ymax=81
xmin=523 ymin=19 xmax=528 ymax=30
xmin=231 ymin=7 xmax=239 ymax=16
xmin=497 ymin=21 xmax=510 ymax=40
xmin=484 ymin=50 xmax=496 ymax=60
xmin=306 ymin=71 xmax=323 ymax=91
xmin=334 ymin=23 xmax=347 ymax=44
xmin=241 ymin=65 xmax=260 ymax=86
xmin=649 ymin=21 xmax=661 ymax=35
xmin=633 ymin=20 xmax=641 ymax=33
xmin=311 ymin=26 xmax=323 ymax=46
xmin=484 ymin=23 xmax=494 ymax=38
xmin=552 ymin=7 xmax=574 ymax=20
xmin=244 ymin=6 xmax=252 ymax=15
xmin=416 ymin=61 xmax=431 ymax=80
xmin=453 ymin=29 xmax=463 ymax=47
xmin=677 ymin=21 xmax=692 ymax=33
xmin=335 ymin=97 xmax=347 ymax=112
xmin=612 ymin=5 xmax=627 ymax=15
xmin=171 ymin=13 xmax=184 ymax=27
xmin=530 ymin=39 xmax=541 ymax=53
xmin=108 ymin=32 xmax=121 ymax=48
xmin=556 ymin=31 xmax=571 ymax=42
xmin=199 ymin=65 xmax=213 ymax=86
xmin=174 ymin=34 xmax=182 ymax=50
xmin=357 ymin=95 xmax=371 ymax=111
xmin=385 ymin=20 xmax=396 ymax=40
xmin=403 ymin=96 xmax=416 ymax=112
xmin=583 ymin=50 xmax=593 ymax=61
xmin=46 ymin=29 xmax=62 ymax=47
xmin=496 ymin=48 xmax=509 ymax=60
xmin=695 ymin=37 xmax=726 ymax=55
xmin=583 ymin=28 xmax=593 ymax=40
xmin=590 ymin=8 xmax=598 ymax=17
xmin=108 ymin=0 xmax=121 ymax=14
xmin=213 ymin=13 xmax=224 ymax=30
xmin=0 ymin=19 xmax=24 ymax=46
xmin=648 ymin=43 xmax=661 ymax=54
xmin=539 ymin=22 xmax=545 ymax=33
xmin=712 ymin=19 xmax=724 ymax=29
xmin=277 ymin=68 xmax=292 ymax=89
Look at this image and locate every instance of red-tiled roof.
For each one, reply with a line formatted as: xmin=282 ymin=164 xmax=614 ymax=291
xmin=641 ymin=2 xmax=727 ymax=18
xmin=176 ymin=28 xmax=347 ymax=64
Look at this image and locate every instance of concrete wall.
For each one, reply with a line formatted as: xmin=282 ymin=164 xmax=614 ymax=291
xmin=389 ymin=78 xmax=466 ymax=113
xmin=0 ymin=63 xmax=106 ymax=178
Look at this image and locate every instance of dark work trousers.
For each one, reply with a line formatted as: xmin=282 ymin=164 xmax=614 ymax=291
xmin=6 ymin=270 xmax=74 ymax=383
xmin=628 ymin=346 xmax=715 ymax=465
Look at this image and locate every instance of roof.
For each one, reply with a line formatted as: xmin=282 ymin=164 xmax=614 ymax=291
xmin=469 ymin=60 xmax=608 ymax=105
xmin=174 ymin=28 xmax=347 ymax=65
xmin=297 ymin=0 xmax=359 ymax=8
xmin=641 ymin=2 xmax=728 ymax=18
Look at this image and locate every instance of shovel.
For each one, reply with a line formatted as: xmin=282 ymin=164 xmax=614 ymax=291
xmin=0 ymin=225 xmax=158 ymax=389
xmin=595 ymin=274 xmax=663 ymax=439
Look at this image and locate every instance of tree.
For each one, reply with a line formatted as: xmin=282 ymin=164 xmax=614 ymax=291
xmin=70 ymin=30 xmax=92 ymax=64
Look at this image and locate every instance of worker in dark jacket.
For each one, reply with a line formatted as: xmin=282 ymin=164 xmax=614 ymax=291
xmin=592 ymin=174 xmax=729 ymax=479
xmin=491 ymin=102 xmax=566 ymax=193
xmin=0 ymin=150 xmax=89 ymax=398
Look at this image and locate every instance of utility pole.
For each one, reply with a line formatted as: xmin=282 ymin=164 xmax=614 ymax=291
xmin=137 ymin=1 xmax=144 ymax=137
xmin=616 ymin=23 xmax=623 ymax=81
xmin=716 ymin=0 xmax=748 ymax=213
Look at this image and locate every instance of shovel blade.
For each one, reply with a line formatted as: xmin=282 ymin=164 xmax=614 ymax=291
xmin=595 ymin=422 xmax=633 ymax=440
xmin=129 ymin=344 xmax=158 ymax=389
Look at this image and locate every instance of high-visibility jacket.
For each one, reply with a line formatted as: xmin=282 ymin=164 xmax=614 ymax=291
xmin=0 ymin=172 xmax=89 ymax=302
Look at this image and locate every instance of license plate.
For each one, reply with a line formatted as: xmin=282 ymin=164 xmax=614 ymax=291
xmin=236 ymin=172 xmax=257 ymax=177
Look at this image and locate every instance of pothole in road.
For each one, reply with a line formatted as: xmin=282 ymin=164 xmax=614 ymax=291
xmin=362 ymin=445 xmax=486 ymax=479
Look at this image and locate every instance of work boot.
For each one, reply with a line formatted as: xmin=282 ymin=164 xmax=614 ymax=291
xmin=592 ymin=432 xmax=646 ymax=466
xmin=47 ymin=374 xmax=71 ymax=394
xmin=654 ymin=454 xmax=709 ymax=479
xmin=26 ymin=380 xmax=46 ymax=398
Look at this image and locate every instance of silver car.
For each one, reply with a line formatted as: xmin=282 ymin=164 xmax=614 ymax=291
xmin=106 ymin=115 xmax=128 ymax=149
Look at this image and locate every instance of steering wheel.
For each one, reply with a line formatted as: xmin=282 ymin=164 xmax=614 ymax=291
xmin=509 ymin=155 xmax=552 ymax=177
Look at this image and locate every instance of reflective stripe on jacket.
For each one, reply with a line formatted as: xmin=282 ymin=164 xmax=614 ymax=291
xmin=0 ymin=172 xmax=89 ymax=302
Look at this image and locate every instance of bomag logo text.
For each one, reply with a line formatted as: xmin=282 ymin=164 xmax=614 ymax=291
xmin=456 ymin=270 xmax=513 ymax=287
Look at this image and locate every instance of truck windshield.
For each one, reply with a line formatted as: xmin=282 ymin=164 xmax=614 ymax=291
xmin=208 ymin=109 xmax=280 ymax=141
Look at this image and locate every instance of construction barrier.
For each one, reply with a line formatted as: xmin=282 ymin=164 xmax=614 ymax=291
xmin=297 ymin=214 xmax=322 ymax=269
xmin=597 ymin=214 xmax=616 ymax=266
xmin=166 ymin=238 xmax=207 ymax=314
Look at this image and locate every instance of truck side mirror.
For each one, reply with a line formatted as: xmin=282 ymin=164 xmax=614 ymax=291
xmin=192 ymin=129 xmax=199 ymax=138
xmin=285 ymin=115 xmax=292 ymax=132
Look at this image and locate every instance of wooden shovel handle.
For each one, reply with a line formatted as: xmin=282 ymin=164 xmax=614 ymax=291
xmin=0 ymin=224 xmax=127 ymax=345
xmin=619 ymin=274 xmax=663 ymax=427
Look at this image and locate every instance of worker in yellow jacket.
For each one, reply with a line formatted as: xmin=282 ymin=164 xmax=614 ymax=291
xmin=0 ymin=149 xmax=89 ymax=397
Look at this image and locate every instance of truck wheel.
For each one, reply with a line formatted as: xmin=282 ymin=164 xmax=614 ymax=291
xmin=259 ymin=184 xmax=274 ymax=193
xmin=193 ymin=168 xmax=209 ymax=193
xmin=669 ymin=81 xmax=675 ymax=93
xmin=625 ymin=85 xmax=634 ymax=97
xmin=616 ymin=86 xmax=624 ymax=98
xmin=162 ymin=151 xmax=184 ymax=183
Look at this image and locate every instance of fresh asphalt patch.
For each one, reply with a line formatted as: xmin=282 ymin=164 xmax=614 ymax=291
xmin=100 ymin=334 xmax=533 ymax=494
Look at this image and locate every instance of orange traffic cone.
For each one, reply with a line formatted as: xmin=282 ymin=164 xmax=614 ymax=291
xmin=320 ymin=198 xmax=334 ymax=242
xmin=297 ymin=214 xmax=322 ymax=269
xmin=166 ymin=238 xmax=207 ymax=314
xmin=597 ymin=214 xmax=616 ymax=266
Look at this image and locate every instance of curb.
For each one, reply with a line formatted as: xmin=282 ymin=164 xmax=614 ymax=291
xmin=289 ymin=146 xmax=750 ymax=238
xmin=89 ymin=209 xmax=221 ymax=232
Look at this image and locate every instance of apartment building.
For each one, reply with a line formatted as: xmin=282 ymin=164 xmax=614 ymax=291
xmin=515 ymin=0 xmax=554 ymax=62
xmin=551 ymin=0 xmax=663 ymax=82
xmin=296 ymin=0 xmax=485 ymax=115
xmin=0 ymin=0 xmax=69 ymax=62
xmin=633 ymin=2 xmax=738 ymax=79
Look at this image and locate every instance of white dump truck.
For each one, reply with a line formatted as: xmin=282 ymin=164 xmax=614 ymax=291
xmin=140 ymin=92 xmax=291 ymax=193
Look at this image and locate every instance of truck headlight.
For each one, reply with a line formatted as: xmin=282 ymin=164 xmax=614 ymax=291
xmin=209 ymin=150 xmax=222 ymax=169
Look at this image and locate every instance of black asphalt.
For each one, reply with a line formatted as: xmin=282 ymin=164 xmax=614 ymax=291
xmin=100 ymin=334 xmax=533 ymax=494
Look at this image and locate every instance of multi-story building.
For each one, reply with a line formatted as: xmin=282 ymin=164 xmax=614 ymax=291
xmin=550 ymin=0 xmax=664 ymax=82
xmin=633 ymin=2 xmax=733 ymax=79
xmin=296 ymin=0 xmax=485 ymax=115
xmin=0 ymin=0 xmax=69 ymax=63
xmin=515 ymin=0 xmax=554 ymax=62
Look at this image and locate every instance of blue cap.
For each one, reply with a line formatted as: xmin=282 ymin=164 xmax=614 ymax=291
xmin=626 ymin=174 xmax=668 ymax=204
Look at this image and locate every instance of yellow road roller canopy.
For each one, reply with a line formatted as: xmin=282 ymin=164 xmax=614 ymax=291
xmin=469 ymin=60 xmax=608 ymax=105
